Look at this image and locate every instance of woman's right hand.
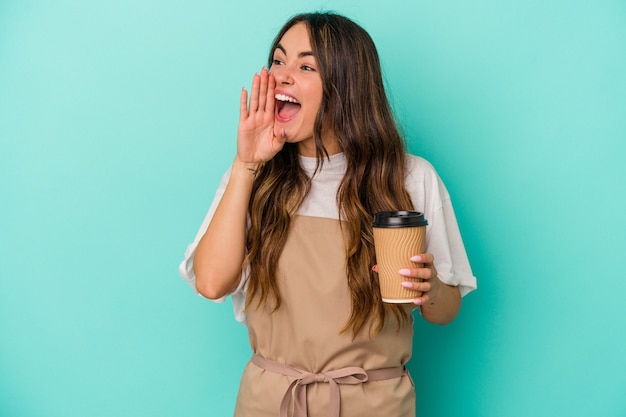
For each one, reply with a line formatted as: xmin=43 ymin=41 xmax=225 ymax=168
xmin=237 ymin=67 xmax=286 ymax=165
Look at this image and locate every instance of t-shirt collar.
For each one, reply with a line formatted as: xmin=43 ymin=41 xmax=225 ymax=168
xmin=298 ymin=152 xmax=346 ymax=176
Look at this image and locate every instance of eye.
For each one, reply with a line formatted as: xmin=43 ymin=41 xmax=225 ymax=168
xmin=272 ymin=59 xmax=284 ymax=66
xmin=301 ymin=65 xmax=315 ymax=72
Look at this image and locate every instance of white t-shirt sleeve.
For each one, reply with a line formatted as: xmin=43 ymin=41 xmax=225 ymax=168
xmin=177 ymin=167 xmax=250 ymax=324
xmin=405 ymin=155 xmax=477 ymax=296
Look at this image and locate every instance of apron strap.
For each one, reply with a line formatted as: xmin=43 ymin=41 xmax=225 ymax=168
xmin=251 ymin=353 xmax=406 ymax=417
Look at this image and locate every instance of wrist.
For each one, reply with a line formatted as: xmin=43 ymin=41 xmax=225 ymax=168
xmin=232 ymin=157 xmax=263 ymax=178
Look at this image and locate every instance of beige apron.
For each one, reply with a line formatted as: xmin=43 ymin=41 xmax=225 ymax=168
xmin=234 ymin=215 xmax=416 ymax=417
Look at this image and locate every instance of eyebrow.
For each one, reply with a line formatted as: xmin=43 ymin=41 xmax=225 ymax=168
xmin=276 ymin=44 xmax=314 ymax=58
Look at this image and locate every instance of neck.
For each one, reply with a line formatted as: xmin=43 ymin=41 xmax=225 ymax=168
xmin=297 ymin=132 xmax=341 ymax=157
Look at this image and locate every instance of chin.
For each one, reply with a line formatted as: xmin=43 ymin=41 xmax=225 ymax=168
xmin=280 ymin=127 xmax=312 ymax=142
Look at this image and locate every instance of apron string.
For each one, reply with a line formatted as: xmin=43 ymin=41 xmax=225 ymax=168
xmin=251 ymin=353 xmax=406 ymax=417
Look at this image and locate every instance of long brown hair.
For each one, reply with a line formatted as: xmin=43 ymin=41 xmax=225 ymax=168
xmin=245 ymin=12 xmax=415 ymax=337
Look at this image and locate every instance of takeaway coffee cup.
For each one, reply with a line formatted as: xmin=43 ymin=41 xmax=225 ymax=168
xmin=372 ymin=211 xmax=428 ymax=303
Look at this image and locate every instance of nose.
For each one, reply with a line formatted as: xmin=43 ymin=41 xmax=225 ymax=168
xmin=272 ymin=65 xmax=294 ymax=85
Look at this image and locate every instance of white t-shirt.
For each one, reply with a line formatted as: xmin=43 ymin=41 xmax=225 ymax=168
xmin=179 ymin=153 xmax=477 ymax=324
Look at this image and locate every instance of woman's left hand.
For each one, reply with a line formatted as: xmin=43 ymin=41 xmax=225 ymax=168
xmin=373 ymin=253 xmax=461 ymax=324
xmin=397 ymin=253 xmax=441 ymax=306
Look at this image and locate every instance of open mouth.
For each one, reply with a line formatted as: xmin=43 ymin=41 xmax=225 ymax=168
xmin=275 ymin=93 xmax=301 ymax=122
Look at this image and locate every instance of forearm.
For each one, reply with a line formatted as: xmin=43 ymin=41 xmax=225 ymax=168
xmin=419 ymin=280 xmax=461 ymax=325
xmin=193 ymin=158 xmax=260 ymax=299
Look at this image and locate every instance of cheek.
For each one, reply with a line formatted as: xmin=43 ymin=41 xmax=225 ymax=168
xmin=303 ymin=103 xmax=320 ymax=130
xmin=307 ymin=91 xmax=323 ymax=121
xmin=299 ymin=81 xmax=323 ymax=128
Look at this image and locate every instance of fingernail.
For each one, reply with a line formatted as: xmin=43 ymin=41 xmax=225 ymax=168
xmin=401 ymin=281 xmax=413 ymax=288
xmin=398 ymin=268 xmax=411 ymax=276
xmin=410 ymin=255 xmax=422 ymax=262
xmin=281 ymin=128 xmax=286 ymax=138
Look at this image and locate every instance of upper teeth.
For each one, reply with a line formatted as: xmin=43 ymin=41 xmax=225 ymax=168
xmin=275 ymin=94 xmax=299 ymax=104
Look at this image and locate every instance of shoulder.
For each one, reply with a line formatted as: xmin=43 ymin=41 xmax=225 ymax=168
xmin=404 ymin=154 xmax=444 ymax=188
xmin=405 ymin=153 xmax=437 ymax=176
xmin=403 ymin=153 xmax=451 ymax=211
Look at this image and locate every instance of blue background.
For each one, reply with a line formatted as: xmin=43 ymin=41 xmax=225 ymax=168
xmin=1 ymin=1 xmax=625 ymax=416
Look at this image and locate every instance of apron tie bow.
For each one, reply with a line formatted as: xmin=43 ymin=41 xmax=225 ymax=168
xmin=251 ymin=354 xmax=405 ymax=417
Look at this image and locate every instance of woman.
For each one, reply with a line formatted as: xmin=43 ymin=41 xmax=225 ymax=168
xmin=179 ymin=12 xmax=476 ymax=417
